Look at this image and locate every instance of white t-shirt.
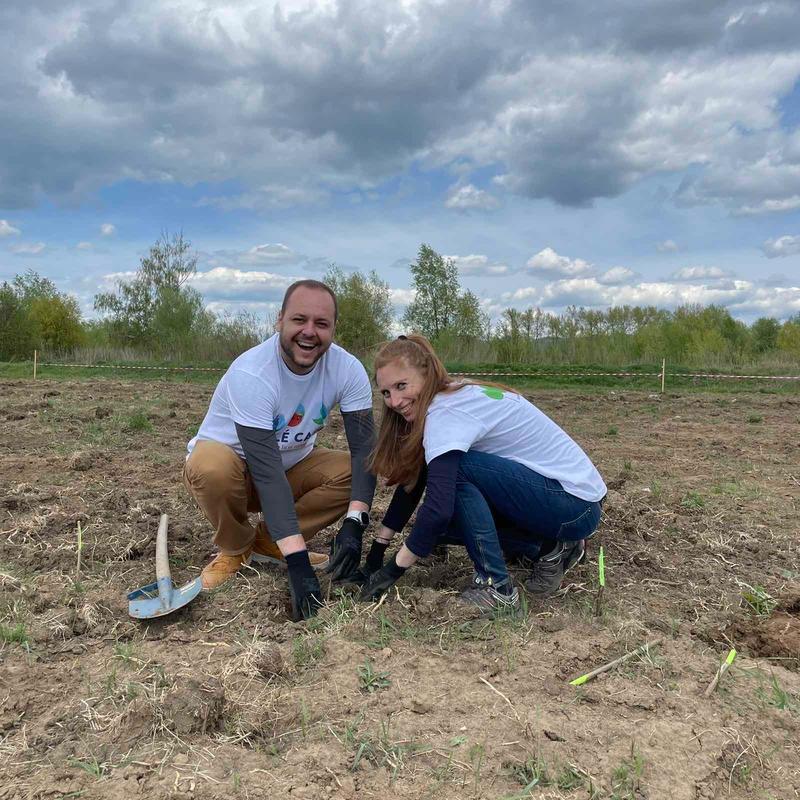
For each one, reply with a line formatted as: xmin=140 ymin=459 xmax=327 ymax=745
xmin=423 ymin=383 xmax=606 ymax=501
xmin=187 ymin=334 xmax=373 ymax=470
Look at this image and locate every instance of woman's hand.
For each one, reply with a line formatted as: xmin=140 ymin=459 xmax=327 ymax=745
xmin=359 ymin=552 xmax=407 ymax=601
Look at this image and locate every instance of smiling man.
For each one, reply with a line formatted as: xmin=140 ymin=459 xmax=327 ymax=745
xmin=184 ymin=280 xmax=377 ymax=620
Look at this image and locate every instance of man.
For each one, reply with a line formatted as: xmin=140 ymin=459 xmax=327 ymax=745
xmin=184 ymin=279 xmax=376 ymax=620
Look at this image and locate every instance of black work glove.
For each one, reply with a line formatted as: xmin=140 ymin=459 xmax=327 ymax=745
xmin=359 ymin=553 xmax=407 ymax=602
xmin=349 ymin=540 xmax=389 ymax=585
xmin=286 ymin=551 xmax=323 ymax=621
xmin=327 ymin=516 xmax=366 ymax=582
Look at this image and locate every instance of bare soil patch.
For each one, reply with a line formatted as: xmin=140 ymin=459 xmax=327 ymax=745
xmin=1 ymin=378 xmax=799 ymax=799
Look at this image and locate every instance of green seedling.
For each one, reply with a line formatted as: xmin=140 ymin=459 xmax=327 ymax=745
xmin=76 ymin=521 xmax=84 ymax=578
xmin=758 ymin=674 xmax=798 ymax=712
xmin=594 ymin=546 xmax=605 ymax=617
xmin=610 ymin=747 xmax=645 ymax=800
xmin=357 ymin=659 xmax=391 ymax=693
xmin=746 ymin=414 xmax=762 ymax=424
xmin=680 ymin=491 xmax=705 ymax=510
xmin=112 ymin=642 xmax=138 ymax=665
xmin=606 ymin=425 xmax=618 ymax=436
xmin=68 ymin=756 xmax=108 ymax=780
xmin=741 ymin=585 xmax=777 ymax=617
xmin=292 ymin=634 xmax=325 ymax=668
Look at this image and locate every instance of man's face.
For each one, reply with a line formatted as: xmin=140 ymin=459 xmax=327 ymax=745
xmin=276 ymin=287 xmax=336 ymax=374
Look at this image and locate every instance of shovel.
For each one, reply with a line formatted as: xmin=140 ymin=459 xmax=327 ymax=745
xmin=127 ymin=514 xmax=202 ymax=618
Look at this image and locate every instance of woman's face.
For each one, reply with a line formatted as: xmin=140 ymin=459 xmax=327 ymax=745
xmin=376 ymin=359 xmax=426 ymax=422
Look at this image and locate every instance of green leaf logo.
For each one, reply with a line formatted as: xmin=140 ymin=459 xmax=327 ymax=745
xmin=481 ymin=387 xmax=504 ymax=400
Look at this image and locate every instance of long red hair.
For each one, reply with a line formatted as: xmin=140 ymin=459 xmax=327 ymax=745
xmin=370 ymin=335 xmax=463 ymax=488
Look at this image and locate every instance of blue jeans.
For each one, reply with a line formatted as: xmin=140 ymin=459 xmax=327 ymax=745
xmin=440 ymin=450 xmax=603 ymax=589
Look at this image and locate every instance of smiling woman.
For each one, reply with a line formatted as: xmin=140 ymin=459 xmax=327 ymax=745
xmin=362 ymin=333 xmax=606 ymax=613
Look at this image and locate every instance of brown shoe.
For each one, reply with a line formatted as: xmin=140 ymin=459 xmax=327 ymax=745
xmin=201 ymin=551 xmax=252 ymax=591
xmin=252 ymin=525 xmax=329 ymax=571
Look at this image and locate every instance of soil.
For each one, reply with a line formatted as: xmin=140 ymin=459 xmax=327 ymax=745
xmin=1 ymin=378 xmax=799 ymax=799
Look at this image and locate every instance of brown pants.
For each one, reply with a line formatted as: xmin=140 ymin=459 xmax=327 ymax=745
xmin=183 ymin=440 xmax=351 ymax=555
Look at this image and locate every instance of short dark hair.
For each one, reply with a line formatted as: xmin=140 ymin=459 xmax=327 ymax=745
xmin=280 ymin=280 xmax=338 ymax=322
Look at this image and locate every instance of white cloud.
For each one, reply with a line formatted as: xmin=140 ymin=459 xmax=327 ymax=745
xmin=239 ymin=244 xmax=299 ymax=265
xmin=445 ymin=254 xmax=510 ymax=276
xmin=736 ymin=196 xmax=800 ymax=216
xmin=76 ymin=241 xmax=93 ymax=250
xmin=100 ymin=223 xmax=115 ymax=237
xmin=497 ymin=277 xmax=800 ymax=322
xmin=670 ymin=266 xmax=732 ymax=281
xmin=198 ymin=185 xmax=328 ymax=211
xmin=388 ymin=287 xmax=416 ymax=307
xmin=2 ymin=0 xmax=795 ymax=217
xmin=598 ymin=267 xmax=637 ymax=285
xmin=444 ymin=183 xmax=499 ymax=211
xmin=657 ymin=239 xmax=679 ymax=253
xmin=0 ymin=220 xmax=21 ymax=237
xmin=526 ymin=247 xmax=593 ymax=278
xmin=763 ymin=235 xmax=800 ymax=258
xmin=10 ymin=242 xmax=46 ymax=256
xmin=187 ymin=267 xmax=296 ymax=300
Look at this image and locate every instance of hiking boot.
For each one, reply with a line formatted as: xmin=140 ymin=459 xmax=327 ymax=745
xmin=459 ymin=576 xmax=520 ymax=614
xmin=524 ymin=540 xmax=585 ymax=596
xmin=201 ymin=551 xmax=252 ymax=591
xmin=251 ymin=525 xmax=329 ymax=571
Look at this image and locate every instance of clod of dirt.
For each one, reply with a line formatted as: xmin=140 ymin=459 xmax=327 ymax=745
xmin=252 ymin=645 xmax=286 ymax=678
xmin=164 ymin=676 xmax=225 ymax=735
xmin=728 ymin=612 xmax=800 ymax=665
xmin=94 ymin=405 xmax=112 ymax=419
xmin=69 ymin=450 xmax=97 ymax=471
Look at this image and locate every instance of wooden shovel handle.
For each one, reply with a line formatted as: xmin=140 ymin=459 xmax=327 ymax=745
xmin=155 ymin=514 xmax=172 ymax=583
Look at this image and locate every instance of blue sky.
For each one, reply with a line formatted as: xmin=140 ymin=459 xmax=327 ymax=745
xmin=1 ymin=0 xmax=799 ymax=325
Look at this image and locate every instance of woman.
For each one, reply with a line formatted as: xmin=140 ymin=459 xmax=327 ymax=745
xmin=358 ymin=334 xmax=606 ymax=611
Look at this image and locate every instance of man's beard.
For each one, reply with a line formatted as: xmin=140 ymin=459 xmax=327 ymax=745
xmin=279 ymin=332 xmax=327 ymax=374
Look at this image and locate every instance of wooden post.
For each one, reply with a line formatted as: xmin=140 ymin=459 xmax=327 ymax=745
xmin=660 ymin=358 xmax=665 ymax=394
xmin=33 ymin=350 xmax=38 ymax=380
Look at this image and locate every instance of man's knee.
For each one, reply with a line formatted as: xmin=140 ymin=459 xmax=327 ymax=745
xmin=184 ymin=441 xmax=245 ymax=497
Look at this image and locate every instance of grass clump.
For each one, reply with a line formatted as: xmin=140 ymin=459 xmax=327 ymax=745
xmin=292 ymin=634 xmax=326 ymax=669
xmin=0 ymin=622 xmax=29 ymax=645
xmin=123 ymin=410 xmax=154 ymax=432
xmin=357 ymin=658 xmax=391 ymax=693
xmin=610 ymin=747 xmax=645 ymax=799
xmin=741 ymin=585 xmax=777 ymax=617
xmin=680 ymin=491 xmax=705 ymax=510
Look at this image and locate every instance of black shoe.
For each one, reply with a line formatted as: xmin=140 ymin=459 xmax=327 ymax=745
xmin=524 ymin=540 xmax=585 ymax=596
xmin=459 ymin=575 xmax=520 ymax=614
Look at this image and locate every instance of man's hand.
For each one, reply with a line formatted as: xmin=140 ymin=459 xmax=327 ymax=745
xmin=359 ymin=554 xmax=407 ymax=602
xmin=327 ymin=516 xmax=366 ymax=582
xmin=286 ymin=551 xmax=323 ymax=621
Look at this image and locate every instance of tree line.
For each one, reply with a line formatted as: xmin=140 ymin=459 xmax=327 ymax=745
xmin=2 ymin=234 xmax=799 ymax=367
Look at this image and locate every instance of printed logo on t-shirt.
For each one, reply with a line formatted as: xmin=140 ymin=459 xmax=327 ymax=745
xmin=273 ymin=413 xmax=287 ymax=431
xmin=481 ymin=386 xmax=504 ymax=400
xmin=288 ymin=403 xmax=305 ymax=427
xmin=313 ymin=402 xmax=328 ymax=425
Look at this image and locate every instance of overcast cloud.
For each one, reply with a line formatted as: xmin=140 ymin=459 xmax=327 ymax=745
xmin=1 ymin=0 xmax=799 ymax=324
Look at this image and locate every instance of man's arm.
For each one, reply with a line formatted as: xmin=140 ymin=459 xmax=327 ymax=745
xmin=341 ymin=408 xmax=377 ymax=514
xmin=234 ymin=423 xmax=306 ymax=556
xmin=235 ymin=423 xmax=320 ymax=619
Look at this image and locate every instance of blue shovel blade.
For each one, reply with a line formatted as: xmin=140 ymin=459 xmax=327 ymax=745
xmin=127 ymin=575 xmax=203 ymax=619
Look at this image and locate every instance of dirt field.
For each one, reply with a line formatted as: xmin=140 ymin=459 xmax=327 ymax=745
xmin=1 ymin=377 xmax=799 ymax=800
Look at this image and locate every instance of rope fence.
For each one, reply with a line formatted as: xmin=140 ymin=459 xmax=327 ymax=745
xmin=19 ymin=350 xmax=800 ymax=390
